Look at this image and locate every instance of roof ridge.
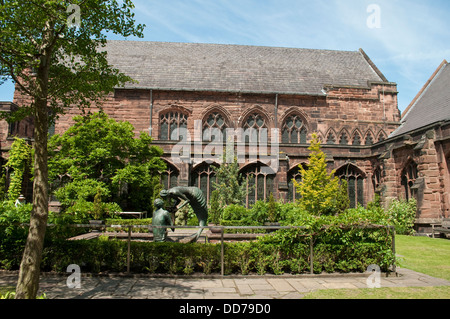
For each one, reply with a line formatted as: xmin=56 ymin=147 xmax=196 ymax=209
xmin=105 ymin=39 xmax=360 ymax=54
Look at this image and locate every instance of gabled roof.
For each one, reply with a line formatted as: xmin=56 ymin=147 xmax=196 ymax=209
xmin=103 ymin=40 xmax=387 ymax=96
xmin=390 ymin=60 xmax=450 ymax=138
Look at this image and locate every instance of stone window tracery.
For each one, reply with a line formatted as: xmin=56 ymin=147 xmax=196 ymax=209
xmin=202 ymin=112 xmax=228 ymax=142
xmin=191 ymin=163 xmax=217 ymax=203
xmin=337 ymin=164 xmax=365 ymax=208
xmin=401 ymin=161 xmax=418 ymax=201
xmin=159 ymin=111 xmax=188 ymax=141
xmin=161 ymin=164 xmax=179 ymax=190
xmin=281 ymin=114 xmax=307 ymax=144
xmin=241 ymin=163 xmax=275 ymax=207
xmin=242 ymin=113 xmax=268 ymax=143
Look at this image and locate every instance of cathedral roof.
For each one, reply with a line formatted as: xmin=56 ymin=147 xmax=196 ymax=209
xmin=104 ymin=40 xmax=387 ymax=96
xmin=391 ymin=61 xmax=450 ymax=137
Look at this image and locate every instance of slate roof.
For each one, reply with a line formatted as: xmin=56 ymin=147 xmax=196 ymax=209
xmin=103 ymin=40 xmax=386 ymax=96
xmin=390 ymin=61 xmax=450 ymax=137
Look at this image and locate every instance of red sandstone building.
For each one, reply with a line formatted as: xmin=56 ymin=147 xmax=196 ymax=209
xmin=1 ymin=41 xmax=449 ymax=232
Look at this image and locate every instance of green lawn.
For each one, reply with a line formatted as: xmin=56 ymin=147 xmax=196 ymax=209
xmin=395 ymin=235 xmax=450 ymax=281
xmin=304 ymin=235 xmax=450 ymax=299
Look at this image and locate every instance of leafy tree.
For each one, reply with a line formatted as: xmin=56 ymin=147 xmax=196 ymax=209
xmin=294 ymin=133 xmax=347 ymax=216
xmin=49 ymin=111 xmax=166 ymax=214
xmin=208 ymin=189 xmax=222 ymax=225
xmin=212 ymin=152 xmax=249 ymax=208
xmin=0 ymin=0 xmax=145 ymax=298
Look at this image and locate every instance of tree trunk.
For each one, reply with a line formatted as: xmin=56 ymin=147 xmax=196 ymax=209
xmin=15 ymin=41 xmax=51 ymax=299
xmin=14 ymin=96 xmax=49 ymax=299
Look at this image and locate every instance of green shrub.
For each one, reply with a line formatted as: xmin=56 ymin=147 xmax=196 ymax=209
xmin=388 ymin=198 xmax=417 ymax=235
xmin=222 ymin=204 xmax=247 ymax=221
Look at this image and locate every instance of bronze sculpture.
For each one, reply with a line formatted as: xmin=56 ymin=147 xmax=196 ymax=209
xmin=160 ymin=186 xmax=208 ymax=243
xmin=152 ymin=198 xmax=174 ymax=242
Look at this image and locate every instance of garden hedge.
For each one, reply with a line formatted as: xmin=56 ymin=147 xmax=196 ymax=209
xmin=0 ymin=225 xmax=395 ymax=275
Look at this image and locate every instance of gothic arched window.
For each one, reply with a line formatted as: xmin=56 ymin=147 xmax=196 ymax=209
xmin=337 ymin=164 xmax=365 ymax=208
xmin=202 ymin=112 xmax=228 ymax=142
xmin=288 ymin=165 xmax=306 ymax=202
xmin=281 ymin=114 xmax=307 ymax=144
xmin=243 ymin=113 xmax=268 ymax=143
xmin=159 ymin=111 xmax=188 ymax=141
xmin=372 ymin=166 xmax=382 ymax=192
xmin=161 ymin=164 xmax=179 ymax=190
xmin=241 ymin=163 xmax=275 ymax=207
xmin=191 ymin=163 xmax=217 ymax=203
xmin=401 ymin=161 xmax=418 ymax=201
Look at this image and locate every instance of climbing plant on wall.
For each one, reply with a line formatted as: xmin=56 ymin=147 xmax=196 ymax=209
xmin=5 ymin=138 xmax=32 ymax=201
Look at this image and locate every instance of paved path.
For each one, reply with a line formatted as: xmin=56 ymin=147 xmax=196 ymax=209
xmin=1 ymin=268 xmax=449 ymax=299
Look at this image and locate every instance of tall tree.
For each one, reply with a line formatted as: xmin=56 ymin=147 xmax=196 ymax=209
xmin=294 ymin=133 xmax=347 ymax=216
xmin=0 ymin=0 xmax=145 ymax=298
xmin=48 ymin=111 xmax=166 ymax=213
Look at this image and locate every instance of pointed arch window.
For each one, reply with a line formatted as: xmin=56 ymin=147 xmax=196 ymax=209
xmin=160 ymin=111 xmax=188 ymax=141
xmin=337 ymin=164 xmax=365 ymax=208
xmin=191 ymin=163 xmax=217 ymax=203
xmin=241 ymin=163 xmax=275 ymax=207
xmin=288 ymin=165 xmax=306 ymax=202
xmin=202 ymin=112 xmax=228 ymax=142
xmin=243 ymin=113 xmax=268 ymax=143
xmin=281 ymin=114 xmax=307 ymax=144
xmin=401 ymin=161 xmax=418 ymax=201
xmin=161 ymin=164 xmax=179 ymax=190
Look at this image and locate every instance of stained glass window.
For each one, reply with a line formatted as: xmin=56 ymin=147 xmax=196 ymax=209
xmin=191 ymin=163 xmax=217 ymax=203
xmin=161 ymin=165 xmax=179 ymax=190
xmin=401 ymin=161 xmax=418 ymax=201
xmin=160 ymin=111 xmax=188 ymax=141
xmin=281 ymin=115 xmax=307 ymax=144
xmin=241 ymin=164 xmax=276 ymax=207
xmin=288 ymin=166 xmax=304 ymax=202
xmin=202 ymin=112 xmax=228 ymax=142
xmin=243 ymin=113 xmax=267 ymax=143
xmin=337 ymin=164 xmax=365 ymax=208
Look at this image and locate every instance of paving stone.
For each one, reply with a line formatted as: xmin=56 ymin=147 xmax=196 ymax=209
xmin=267 ymin=278 xmax=296 ymax=292
xmin=235 ymin=283 xmax=254 ymax=295
xmin=288 ymin=280 xmax=312 ymax=293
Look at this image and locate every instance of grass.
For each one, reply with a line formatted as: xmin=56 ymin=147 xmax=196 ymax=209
xmin=304 ymin=286 xmax=450 ymax=299
xmin=395 ymin=235 xmax=450 ymax=281
xmin=304 ymin=235 xmax=450 ymax=299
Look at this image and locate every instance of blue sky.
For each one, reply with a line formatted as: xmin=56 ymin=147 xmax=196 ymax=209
xmin=1 ymin=0 xmax=449 ymax=113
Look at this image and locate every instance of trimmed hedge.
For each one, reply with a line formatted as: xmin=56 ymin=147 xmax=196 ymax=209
xmin=0 ymin=225 xmax=394 ymax=275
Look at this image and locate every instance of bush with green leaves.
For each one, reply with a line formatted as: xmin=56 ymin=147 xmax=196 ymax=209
xmin=48 ymin=111 xmax=166 ymax=214
xmin=294 ymin=133 xmax=349 ymax=216
xmin=387 ymin=198 xmax=417 ymax=235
